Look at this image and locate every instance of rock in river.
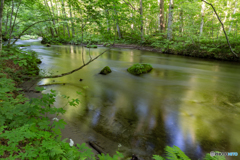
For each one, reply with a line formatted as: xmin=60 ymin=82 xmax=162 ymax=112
xmin=127 ymin=63 xmax=153 ymax=75
xmin=100 ymin=66 xmax=112 ymax=75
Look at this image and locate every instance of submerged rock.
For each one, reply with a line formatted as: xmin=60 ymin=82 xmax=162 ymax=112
xmin=46 ymin=44 xmax=51 ymax=47
xmin=127 ymin=63 xmax=153 ymax=75
xmin=100 ymin=66 xmax=112 ymax=75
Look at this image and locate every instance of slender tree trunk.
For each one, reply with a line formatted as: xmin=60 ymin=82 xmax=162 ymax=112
xmin=50 ymin=27 xmax=54 ymax=38
xmin=219 ymin=0 xmax=230 ymax=35
xmin=165 ymin=11 xmax=168 ymax=29
xmin=0 ymin=0 xmax=4 ymax=53
xmin=159 ymin=0 xmax=165 ymax=32
xmin=140 ymin=0 xmax=144 ymax=41
xmin=50 ymin=0 xmax=58 ymax=36
xmin=179 ymin=9 xmax=183 ymax=35
xmin=44 ymin=0 xmax=55 ymax=37
xmin=212 ymin=11 xmax=214 ymax=38
xmin=167 ymin=0 xmax=173 ymax=40
xmin=61 ymin=0 xmax=70 ymax=38
xmin=228 ymin=0 xmax=237 ymax=33
xmin=131 ymin=13 xmax=134 ymax=30
xmin=200 ymin=2 xmax=205 ymax=36
xmin=9 ymin=0 xmax=22 ymax=42
xmin=69 ymin=4 xmax=75 ymax=38
xmin=106 ymin=10 xmax=110 ymax=32
xmin=7 ymin=0 xmax=14 ymax=45
xmin=4 ymin=7 xmax=8 ymax=35
xmin=113 ymin=3 xmax=122 ymax=39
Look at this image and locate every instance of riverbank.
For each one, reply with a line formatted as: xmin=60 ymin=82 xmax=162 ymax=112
xmin=0 ymin=46 xmax=117 ymax=159
xmin=41 ymin=36 xmax=240 ymax=62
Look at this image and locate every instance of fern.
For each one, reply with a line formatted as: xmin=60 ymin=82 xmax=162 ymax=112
xmin=165 ymin=146 xmax=191 ymax=160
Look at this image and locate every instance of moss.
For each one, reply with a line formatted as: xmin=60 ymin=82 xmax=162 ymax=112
xmin=100 ymin=66 xmax=112 ymax=75
xmin=127 ymin=63 xmax=153 ymax=75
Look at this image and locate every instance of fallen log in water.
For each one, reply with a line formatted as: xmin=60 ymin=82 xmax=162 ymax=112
xmin=88 ymin=141 xmax=106 ymax=155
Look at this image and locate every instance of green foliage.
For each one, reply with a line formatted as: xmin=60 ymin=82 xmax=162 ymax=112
xmin=127 ymin=63 xmax=153 ymax=75
xmin=20 ymin=35 xmax=38 ymax=40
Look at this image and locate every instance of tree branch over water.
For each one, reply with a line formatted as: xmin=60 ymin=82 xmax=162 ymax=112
xmin=36 ymin=48 xmax=111 ymax=79
xmin=202 ymin=0 xmax=238 ymax=58
xmin=11 ymin=19 xmax=53 ymax=45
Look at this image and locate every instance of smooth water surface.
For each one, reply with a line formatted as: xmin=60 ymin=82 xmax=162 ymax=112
xmin=17 ymin=39 xmax=240 ymax=159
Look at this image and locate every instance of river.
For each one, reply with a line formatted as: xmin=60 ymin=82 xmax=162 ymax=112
xmin=16 ymin=39 xmax=240 ymax=160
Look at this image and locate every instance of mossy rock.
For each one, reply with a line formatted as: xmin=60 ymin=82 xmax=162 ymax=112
xmin=46 ymin=44 xmax=51 ymax=47
xmin=127 ymin=63 xmax=153 ymax=75
xmin=100 ymin=66 xmax=112 ymax=75
xmin=36 ymin=58 xmax=42 ymax=64
xmin=18 ymin=44 xmax=30 ymax=47
xmin=86 ymin=44 xmax=97 ymax=48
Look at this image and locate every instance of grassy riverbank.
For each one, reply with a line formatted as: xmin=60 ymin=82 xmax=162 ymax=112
xmin=0 ymin=46 xmax=99 ymax=159
xmin=40 ymin=34 xmax=240 ymax=62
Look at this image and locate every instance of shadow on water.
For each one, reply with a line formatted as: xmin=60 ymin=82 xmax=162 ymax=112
xmin=17 ymin=39 xmax=240 ymax=159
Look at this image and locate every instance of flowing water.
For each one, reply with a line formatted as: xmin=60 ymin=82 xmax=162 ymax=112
xmin=16 ymin=39 xmax=240 ymax=159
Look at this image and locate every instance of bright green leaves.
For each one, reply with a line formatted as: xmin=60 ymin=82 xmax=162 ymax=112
xmin=98 ymin=151 xmax=124 ymax=160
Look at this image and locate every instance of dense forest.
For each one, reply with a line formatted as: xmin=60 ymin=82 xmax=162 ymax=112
xmin=1 ymin=0 xmax=240 ymax=60
xmin=0 ymin=0 xmax=239 ymax=159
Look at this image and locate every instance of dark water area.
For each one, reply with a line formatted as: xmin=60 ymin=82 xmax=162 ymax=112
xmin=16 ymin=39 xmax=240 ymax=159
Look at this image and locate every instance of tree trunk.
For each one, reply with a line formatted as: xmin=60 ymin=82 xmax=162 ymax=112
xmin=179 ymin=9 xmax=183 ymax=35
xmin=167 ymin=0 xmax=173 ymax=40
xmin=4 ymin=7 xmax=8 ymax=35
xmin=0 ymin=0 xmax=4 ymax=53
xmin=50 ymin=0 xmax=58 ymax=36
xmin=61 ymin=0 xmax=70 ymax=38
xmin=228 ymin=0 xmax=237 ymax=33
xmin=44 ymin=0 xmax=55 ymax=37
xmin=113 ymin=3 xmax=122 ymax=39
xmin=219 ymin=0 xmax=230 ymax=35
xmin=106 ymin=10 xmax=110 ymax=32
xmin=200 ymin=2 xmax=205 ymax=36
xmin=7 ymin=0 xmax=14 ymax=45
xmin=69 ymin=4 xmax=75 ymax=38
xmin=131 ymin=13 xmax=134 ymax=30
xmin=140 ymin=0 xmax=144 ymax=41
xmin=159 ymin=0 xmax=165 ymax=32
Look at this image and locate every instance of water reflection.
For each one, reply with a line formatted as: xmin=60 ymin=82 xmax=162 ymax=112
xmin=18 ymin=39 xmax=240 ymax=159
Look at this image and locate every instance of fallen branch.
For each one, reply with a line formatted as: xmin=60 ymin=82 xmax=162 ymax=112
xmin=88 ymin=141 xmax=106 ymax=155
xmin=202 ymin=0 xmax=238 ymax=57
xmin=41 ymin=48 xmax=110 ymax=79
